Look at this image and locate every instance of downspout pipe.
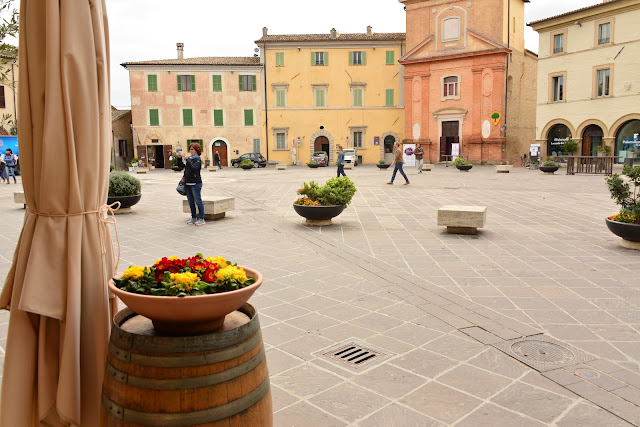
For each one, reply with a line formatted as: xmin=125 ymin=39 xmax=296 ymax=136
xmin=262 ymin=42 xmax=269 ymax=161
xmin=504 ymin=0 xmax=511 ymax=164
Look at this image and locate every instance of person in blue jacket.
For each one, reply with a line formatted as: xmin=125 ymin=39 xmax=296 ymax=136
xmin=336 ymin=145 xmax=346 ymax=177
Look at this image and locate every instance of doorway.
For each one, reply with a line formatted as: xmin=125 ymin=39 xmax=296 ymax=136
xmin=582 ymin=125 xmax=603 ymax=156
xmin=314 ymin=136 xmax=330 ymax=157
xmin=212 ymin=140 xmax=228 ymax=167
xmin=440 ymin=121 xmax=459 ymax=162
xmin=154 ymin=145 xmax=166 ymax=169
xmin=384 ymin=135 xmax=395 ymax=163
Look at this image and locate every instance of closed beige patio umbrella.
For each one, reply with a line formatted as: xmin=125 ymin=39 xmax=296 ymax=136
xmin=0 ymin=0 xmax=115 ymax=425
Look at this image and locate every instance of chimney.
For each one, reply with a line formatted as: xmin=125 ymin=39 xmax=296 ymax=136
xmin=330 ymin=28 xmax=337 ymax=39
xmin=367 ymin=25 xmax=372 ymax=36
xmin=176 ymin=43 xmax=184 ymax=60
xmin=262 ymin=27 xmax=268 ymax=37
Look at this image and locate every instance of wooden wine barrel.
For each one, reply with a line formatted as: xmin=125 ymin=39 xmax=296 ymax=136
xmin=102 ymin=303 xmax=272 ymax=426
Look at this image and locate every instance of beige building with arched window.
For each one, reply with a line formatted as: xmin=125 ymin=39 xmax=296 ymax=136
xmin=530 ymin=0 xmax=640 ymax=161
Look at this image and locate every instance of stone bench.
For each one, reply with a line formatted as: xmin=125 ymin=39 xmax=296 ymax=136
xmin=208 ymin=168 xmax=218 ymax=172
xmin=136 ymin=168 xmax=149 ymax=174
xmin=14 ymin=191 xmax=25 ymax=208
xmin=495 ymin=165 xmax=513 ymax=173
xmin=276 ymin=164 xmax=287 ymax=170
xmin=437 ymin=205 xmax=487 ymax=235
xmin=422 ymin=163 xmax=434 ymax=171
xmin=183 ymin=197 xmax=235 ymax=220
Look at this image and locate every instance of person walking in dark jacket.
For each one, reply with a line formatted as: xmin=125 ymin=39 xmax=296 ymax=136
xmin=183 ymin=143 xmax=205 ymax=225
xmin=336 ymin=145 xmax=346 ymax=177
xmin=214 ymin=151 xmax=222 ymax=169
xmin=387 ymin=142 xmax=410 ymax=185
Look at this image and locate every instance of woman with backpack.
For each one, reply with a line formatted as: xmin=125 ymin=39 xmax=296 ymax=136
xmin=182 ymin=143 xmax=205 ymax=226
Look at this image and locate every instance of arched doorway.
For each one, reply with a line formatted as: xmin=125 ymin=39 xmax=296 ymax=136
xmin=211 ymin=140 xmax=228 ymax=167
xmin=616 ymin=120 xmax=640 ymax=162
xmin=314 ymin=136 xmax=330 ymax=157
xmin=384 ymin=135 xmax=395 ymax=163
xmin=546 ymin=124 xmax=572 ymax=156
xmin=582 ymin=125 xmax=603 ymax=156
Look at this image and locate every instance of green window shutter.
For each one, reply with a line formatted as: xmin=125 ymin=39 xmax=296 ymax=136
xmin=385 ymin=51 xmax=392 ymax=64
xmin=324 ymin=52 xmax=329 ymax=66
xmin=148 ymin=75 xmax=157 ymax=92
xmin=212 ymin=75 xmax=222 ymax=92
xmin=276 ymin=90 xmax=284 ymax=108
xmin=191 ymin=75 xmax=196 ymax=91
xmin=214 ymin=109 xmax=223 ymax=126
xmin=316 ymin=90 xmax=325 ymax=107
xmin=311 ymin=52 xmax=315 ymax=65
xmin=386 ymin=89 xmax=394 ymax=107
xmin=349 ymin=51 xmax=354 ymax=66
xmin=244 ymin=109 xmax=253 ymax=126
xmin=362 ymin=52 xmax=367 ymax=65
xmin=354 ymin=89 xmax=362 ymax=107
xmin=177 ymin=75 xmax=182 ymax=91
xmin=149 ymin=109 xmax=159 ymax=126
xmin=183 ymin=109 xmax=193 ymax=126
xmin=276 ymin=52 xmax=284 ymax=66
xmin=253 ymin=139 xmax=260 ymax=153
xmin=239 ymin=75 xmax=244 ymax=91
xmin=252 ymin=75 xmax=257 ymax=91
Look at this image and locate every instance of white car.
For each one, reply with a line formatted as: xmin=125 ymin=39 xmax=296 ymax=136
xmin=343 ymin=148 xmax=357 ymax=166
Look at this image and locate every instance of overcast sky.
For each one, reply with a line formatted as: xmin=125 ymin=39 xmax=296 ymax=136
xmin=8 ymin=0 xmax=603 ymax=109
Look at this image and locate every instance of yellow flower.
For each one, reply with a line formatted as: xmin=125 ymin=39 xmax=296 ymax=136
xmin=206 ymin=256 xmax=227 ymax=267
xmin=122 ymin=265 xmax=146 ymax=280
xmin=168 ymin=272 xmax=200 ymax=292
xmin=217 ymin=265 xmax=248 ymax=284
xmin=168 ymin=256 xmax=178 ymax=260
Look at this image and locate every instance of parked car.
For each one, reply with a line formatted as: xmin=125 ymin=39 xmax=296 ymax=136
xmin=311 ymin=151 xmax=329 ymax=167
xmin=231 ymin=153 xmax=267 ymax=168
xmin=343 ymin=148 xmax=357 ymax=166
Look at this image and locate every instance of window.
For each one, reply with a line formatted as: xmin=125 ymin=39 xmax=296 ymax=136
xmin=149 ymin=109 xmax=159 ymax=126
xmin=147 ymin=75 xmax=157 ymax=92
xmin=552 ymin=76 xmax=564 ymax=102
xmin=212 ymin=75 xmax=222 ymax=92
xmin=187 ymin=139 xmax=203 ymax=148
xmin=253 ymin=139 xmax=261 ymax=153
xmin=353 ymin=131 xmax=363 ymax=148
xmin=385 ymin=51 xmax=395 ymax=65
xmin=352 ymin=88 xmax=363 ymax=107
xmin=275 ymin=52 xmax=284 ymax=67
xmin=244 ymin=109 xmax=254 ymax=126
xmin=597 ymin=69 xmax=610 ymax=97
xmin=313 ymin=86 xmax=327 ymax=108
xmin=385 ymin=89 xmax=394 ymax=107
xmin=213 ymin=109 xmax=223 ymax=126
xmin=442 ymin=17 xmax=461 ymax=42
xmin=311 ymin=51 xmax=328 ymax=66
xmin=275 ymin=89 xmax=286 ymax=108
xmin=177 ymin=75 xmax=195 ymax=92
xmin=183 ymin=109 xmax=193 ymax=126
xmin=598 ymin=23 xmax=610 ymax=45
xmin=276 ymin=133 xmax=286 ymax=150
xmin=0 ymin=86 xmax=5 ymax=108
xmin=349 ymin=51 xmax=366 ymax=65
xmin=553 ymin=34 xmax=564 ymax=53
xmin=443 ymin=76 xmax=458 ymax=97
xmin=239 ymin=75 xmax=256 ymax=92
xmin=118 ymin=139 xmax=128 ymax=158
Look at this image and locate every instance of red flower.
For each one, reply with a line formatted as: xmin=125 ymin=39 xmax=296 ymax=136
xmin=154 ymin=270 xmax=165 ymax=282
xmin=202 ymin=269 xmax=217 ymax=283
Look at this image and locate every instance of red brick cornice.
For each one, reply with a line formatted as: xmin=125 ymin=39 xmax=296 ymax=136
xmin=400 ymin=48 xmax=510 ymax=65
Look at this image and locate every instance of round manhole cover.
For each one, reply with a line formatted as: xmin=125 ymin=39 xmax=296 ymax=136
xmin=511 ymin=340 xmax=575 ymax=364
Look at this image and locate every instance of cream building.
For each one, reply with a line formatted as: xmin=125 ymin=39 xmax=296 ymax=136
xmin=530 ymin=0 xmax=640 ymax=160
xmin=0 ymin=54 xmax=18 ymax=135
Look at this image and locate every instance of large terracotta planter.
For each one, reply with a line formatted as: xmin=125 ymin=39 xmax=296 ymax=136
xmin=606 ymin=218 xmax=640 ymax=242
xmin=293 ymin=204 xmax=345 ymax=226
xmin=108 ymin=266 xmax=263 ymax=335
xmin=107 ymin=194 xmax=141 ymax=209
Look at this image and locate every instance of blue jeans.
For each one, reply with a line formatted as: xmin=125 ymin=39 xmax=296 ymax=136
xmin=185 ymin=183 xmax=204 ymax=219
xmin=5 ymin=166 xmax=15 ymax=180
xmin=390 ymin=162 xmax=409 ymax=183
xmin=337 ymin=164 xmax=346 ymax=177
xmin=215 ymin=159 xmax=221 ymax=169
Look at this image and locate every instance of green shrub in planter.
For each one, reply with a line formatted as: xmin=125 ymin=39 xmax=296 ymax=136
xmin=452 ymin=157 xmax=471 ymax=166
xmin=109 ymin=171 xmax=141 ymax=197
xmin=297 ymin=177 xmax=357 ymax=206
xmin=562 ymin=140 xmax=578 ymax=154
xmin=110 ymin=163 xmax=115 ymax=172
xmin=378 ymin=159 xmax=387 ymax=164
xmin=239 ymin=159 xmax=254 ymax=167
xmin=606 ymin=165 xmax=640 ymax=224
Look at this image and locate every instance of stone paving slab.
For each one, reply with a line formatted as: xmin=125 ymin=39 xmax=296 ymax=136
xmin=1 ymin=166 xmax=640 ymax=425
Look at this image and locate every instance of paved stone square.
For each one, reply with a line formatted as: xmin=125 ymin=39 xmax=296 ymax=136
xmin=1 ymin=164 xmax=639 ymax=425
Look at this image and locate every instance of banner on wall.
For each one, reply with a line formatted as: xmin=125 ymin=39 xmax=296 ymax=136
xmin=403 ymin=143 xmax=416 ymax=166
xmin=451 ymin=143 xmax=460 ymax=161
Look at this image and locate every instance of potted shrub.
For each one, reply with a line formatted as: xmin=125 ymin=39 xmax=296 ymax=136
xmin=293 ymin=177 xmax=357 ymax=226
xmin=596 ymin=145 xmax=612 ymax=157
xmin=126 ymin=162 xmax=133 ymax=172
xmin=239 ymin=159 xmax=254 ymax=170
xmin=131 ymin=157 xmax=140 ymax=168
xmin=628 ymin=147 xmax=637 ymax=159
xmin=108 ymin=171 xmax=142 ymax=210
xmin=539 ymin=157 xmax=560 ymax=174
xmin=562 ymin=140 xmax=578 ymax=156
xmin=452 ymin=157 xmax=473 ymax=171
xmin=110 ymin=163 xmax=115 ymax=172
xmin=307 ymin=160 xmax=319 ymax=168
xmin=377 ymin=159 xmax=391 ymax=169
xmin=605 ymin=165 xmax=640 ymax=249
xmin=109 ymin=254 xmax=263 ymax=334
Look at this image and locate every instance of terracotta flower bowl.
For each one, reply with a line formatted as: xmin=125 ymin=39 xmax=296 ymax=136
xmin=108 ymin=266 xmax=263 ymax=335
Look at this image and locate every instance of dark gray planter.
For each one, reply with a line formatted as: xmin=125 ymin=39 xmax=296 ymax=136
xmin=240 ymin=165 xmax=254 ymax=170
xmin=307 ymin=164 xmax=320 ymax=168
xmin=293 ymin=204 xmax=345 ymax=221
xmin=107 ymin=194 xmax=141 ymax=209
xmin=456 ymin=165 xmax=473 ymax=171
xmin=539 ymin=166 xmax=559 ymax=173
xmin=376 ymin=164 xmax=391 ymax=169
xmin=606 ymin=218 xmax=640 ymax=242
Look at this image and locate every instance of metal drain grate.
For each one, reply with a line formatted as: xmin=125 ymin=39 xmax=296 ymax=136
xmin=315 ymin=339 xmax=394 ymax=371
xmin=492 ymin=335 xmax=596 ymax=372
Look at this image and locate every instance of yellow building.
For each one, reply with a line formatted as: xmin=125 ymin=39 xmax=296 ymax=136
xmin=530 ymin=0 xmax=640 ymax=160
xmin=0 ymin=53 xmax=18 ymax=135
xmin=256 ymin=27 xmax=406 ymax=165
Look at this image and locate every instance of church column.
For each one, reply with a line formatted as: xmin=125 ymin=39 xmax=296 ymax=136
xmin=404 ymin=75 xmax=413 ymax=142
xmin=491 ymin=66 xmax=506 ymax=139
xmin=420 ymin=73 xmax=431 ymax=141
xmin=471 ymin=68 xmax=483 ymax=141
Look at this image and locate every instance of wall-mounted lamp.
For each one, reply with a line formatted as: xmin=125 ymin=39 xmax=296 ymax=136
xmin=176 ymin=143 xmax=182 ymax=152
xmin=372 ymin=46 xmax=376 ymax=50
xmin=235 ymin=149 xmax=239 ymax=154
xmin=574 ymin=21 xmax=581 ymax=27
xmin=297 ymin=47 xmax=301 ymax=51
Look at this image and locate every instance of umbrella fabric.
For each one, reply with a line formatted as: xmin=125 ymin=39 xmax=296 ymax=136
xmin=0 ymin=0 xmax=114 ymax=425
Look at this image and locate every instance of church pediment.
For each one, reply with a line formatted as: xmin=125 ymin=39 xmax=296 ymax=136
xmin=433 ymin=107 xmax=468 ymax=120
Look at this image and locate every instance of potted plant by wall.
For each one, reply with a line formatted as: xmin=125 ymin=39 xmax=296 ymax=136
xmin=293 ymin=177 xmax=357 ymax=226
xmin=596 ymin=145 xmax=613 ymax=157
xmin=539 ymin=157 xmax=560 ymax=174
xmin=240 ymin=159 xmax=254 ymax=170
xmin=109 ymin=254 xmax=263 ymax=334
xmin=562 ymin=140 xmax=578 ymax=156
xmin=377 ymin=159 xmax=391 ymax=169
xmin=452 ymin=157 xmax=473 ymax=171
xmin=628 ymin=147 xmax=637 ymax=159
xmin=126 ymin=162 xmax=133 ymax=172
xmin=108 ymin=171 xmax=142 ymax=210
xmin=605 ymin=165 xmax=640 ymax=249
xmin=131 ymin=157 xmax=140 ymax=168
xmin=307 ymin=160 xmax=320 ymax=168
